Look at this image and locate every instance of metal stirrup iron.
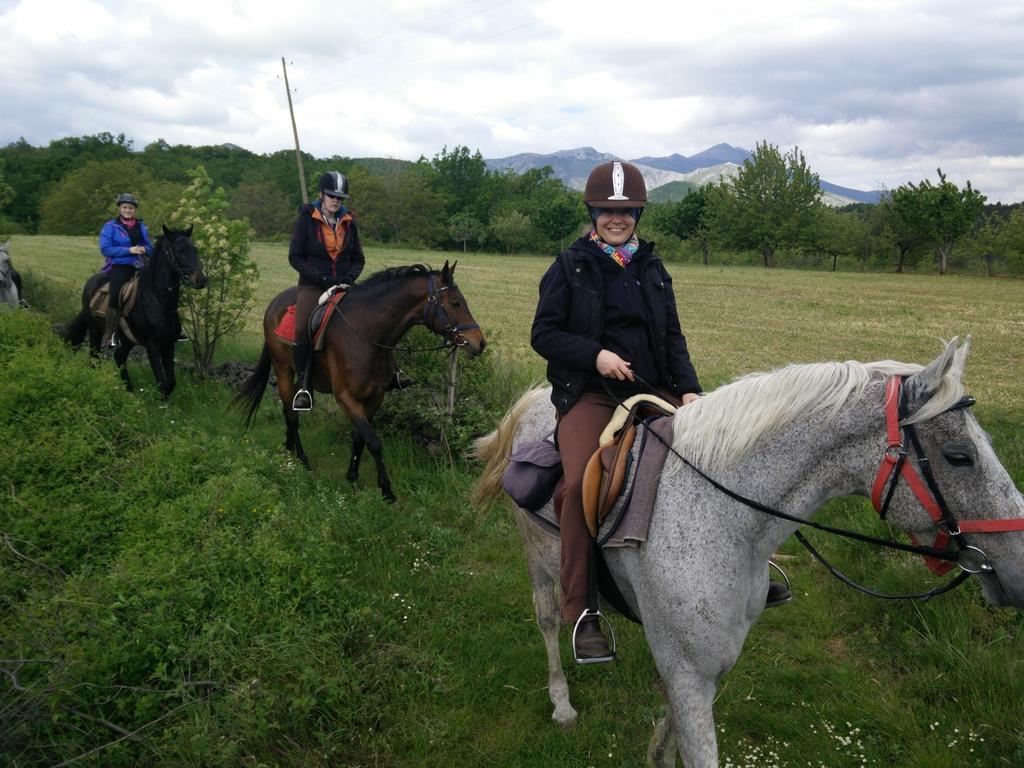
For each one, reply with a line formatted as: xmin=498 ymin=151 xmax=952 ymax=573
xmin=572 ymin=539 xmax=617 ymax=664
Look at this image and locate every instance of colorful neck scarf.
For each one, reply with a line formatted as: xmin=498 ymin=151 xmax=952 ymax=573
xmin=589 ymin=229 xmax=639 ymax=268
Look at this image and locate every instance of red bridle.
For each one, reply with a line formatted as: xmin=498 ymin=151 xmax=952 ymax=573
xmin=871 ymin=376 xmax=1024 ymax=575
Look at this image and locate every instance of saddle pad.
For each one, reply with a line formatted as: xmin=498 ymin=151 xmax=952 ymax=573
xmin=526 ymin=416 xmax=675 ymax=548
xmin=273 ymin=291 xmax=348 ymax=347
xmin=89 ymin=275 xmax=140 ymax=317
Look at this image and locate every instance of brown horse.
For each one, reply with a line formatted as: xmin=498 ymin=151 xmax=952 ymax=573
xmin=233 ymin=261 xmax=486 ymax=501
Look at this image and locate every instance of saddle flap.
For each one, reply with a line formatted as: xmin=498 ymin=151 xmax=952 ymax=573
xmin=89 ymin=274 xmax=140 ymax=317
xmin=583 ymin=422 xmax=637 ymax=537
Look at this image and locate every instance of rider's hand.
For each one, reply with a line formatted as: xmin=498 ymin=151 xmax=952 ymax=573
xmin=681 ymin=392 xmax=701 ymax=405
xmin=596 ymin=349 xmax=634 ymax=381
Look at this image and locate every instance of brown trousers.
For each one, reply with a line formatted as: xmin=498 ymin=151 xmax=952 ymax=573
xmin=555 ymin=392 xmax=622 ymax=622
xmin=555 ymin=388 xmax=680 ymax=622
xmin=293 ymin=285 xmax=321 ymax=346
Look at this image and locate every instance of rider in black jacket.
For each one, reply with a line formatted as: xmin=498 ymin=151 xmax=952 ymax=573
xmin=288 ymin=171 xmax=365 ymax=411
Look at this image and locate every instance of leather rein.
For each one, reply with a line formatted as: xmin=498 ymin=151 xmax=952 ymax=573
xmin=631 ymin=373 xmax=1024 ymax=601
xmin=336 ymin=273 xmax=479 ymax=353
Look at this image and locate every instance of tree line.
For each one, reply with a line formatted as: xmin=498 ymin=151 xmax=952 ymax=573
xmin=1 ymin=134 xmax=1021 ymax=275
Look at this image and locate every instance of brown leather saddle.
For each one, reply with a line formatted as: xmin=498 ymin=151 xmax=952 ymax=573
xmin=89 ymin=274 xmax=141 ymax=318
xmin=581 ymin=394 xmax=678 ymax=537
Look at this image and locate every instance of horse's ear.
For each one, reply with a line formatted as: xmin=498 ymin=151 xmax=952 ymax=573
xmin=450 ymin=259 xmax=458 ymax=276
xmin=904 ymin=337 xmax=970 ymax=410
xmin=162 ymin=224 xmax=171 ymax=238
xmin=441 ymin=260 xmax=451 ymax=282
xmin=0 ymin=240 xmax=9 ymax=249
xmin=185 ymin=224 xmax=194 ymax=238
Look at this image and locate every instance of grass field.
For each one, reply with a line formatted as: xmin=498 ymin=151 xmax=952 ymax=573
xmin=3 ymin=234 xmax=1024 ymax=766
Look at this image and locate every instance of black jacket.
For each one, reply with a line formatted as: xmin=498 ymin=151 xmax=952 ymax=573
xmin=531 ymin=236 xmax=701 ymax=413
xmin=288 ymin=204 xmax=365 ymax=288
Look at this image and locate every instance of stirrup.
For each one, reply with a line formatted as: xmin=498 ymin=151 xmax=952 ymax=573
xmin=176 ymin=330 xmax=189 ymax=343
xmin=292 ymin=388 xmax=313 ymax=412
xmin=572 ymin=609 xmax=616 ymax=665
xmin=108 ymin=332 xmax=120 ymax=349
xmin=766 ymin=560 xmax=793 ymax=608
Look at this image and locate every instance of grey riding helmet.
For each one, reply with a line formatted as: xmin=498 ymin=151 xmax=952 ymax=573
xmin=116 ymin=193 xmax=139 ymax=207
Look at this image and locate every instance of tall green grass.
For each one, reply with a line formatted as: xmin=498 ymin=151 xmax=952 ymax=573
xmin=2 ymin=237 xmax=1023 ymax=766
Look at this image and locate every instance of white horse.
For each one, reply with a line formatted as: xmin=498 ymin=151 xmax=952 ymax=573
xmin=0 ymin=241 xmax=23 ymax=307
xmin=473 ymin=338 xmax=1024 ymax=767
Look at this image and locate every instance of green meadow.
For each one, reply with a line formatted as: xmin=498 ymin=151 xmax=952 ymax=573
xmin=2 ymin=235 xmax=1023 ymax=766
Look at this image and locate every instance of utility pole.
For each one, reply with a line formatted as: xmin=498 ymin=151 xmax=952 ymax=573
xmin=281 ymin=57 xmax=308 ymax=204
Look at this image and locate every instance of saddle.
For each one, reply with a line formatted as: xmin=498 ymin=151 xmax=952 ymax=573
xmin=581 ymin=394 xmax=678 ymax=537
xmin=89 ymin=274 xmax=141 ymax=318
xmin=89 ymin=275 xmax=142 ymax=345
xmin=273 ymin=288 xmax=348 ymax=349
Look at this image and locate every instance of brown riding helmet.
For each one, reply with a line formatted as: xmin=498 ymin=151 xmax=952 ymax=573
xmin=583 ymin=161 xmax=647 ymax=209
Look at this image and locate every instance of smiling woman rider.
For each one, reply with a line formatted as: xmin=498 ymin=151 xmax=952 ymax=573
xmin=530 ymin=160 xmax=791 ymax=663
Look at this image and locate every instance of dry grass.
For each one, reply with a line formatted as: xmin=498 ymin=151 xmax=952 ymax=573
xmin=10 ymin=234 xmax=1023 ymax=413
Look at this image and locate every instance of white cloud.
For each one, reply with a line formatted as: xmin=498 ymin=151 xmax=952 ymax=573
xmin=1 ymin=0 xmax=1022 ymax=200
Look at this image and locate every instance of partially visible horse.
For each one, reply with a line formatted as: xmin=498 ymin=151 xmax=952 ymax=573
xmin=233 ymin=262 xmax=485 ymax=501
xmin=0 ymin=240 xmax=23 ymax=307
xmin=62 ymin=225 xmax=207 ymax=397
xmin=473 ymin=338 xmax=1024 ymax=767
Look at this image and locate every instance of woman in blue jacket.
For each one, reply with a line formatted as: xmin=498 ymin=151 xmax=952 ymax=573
xmin=99 ymin=193 xmax=153 ymax=348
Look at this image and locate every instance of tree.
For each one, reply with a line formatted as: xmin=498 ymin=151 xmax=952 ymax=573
xmin=812 ymin=208 xmax=869 ymax=271
xmin=431 ymin=145 xmax=489 ymax=219
xmin=227 ymin=180 xmax=295 ymax=238
xmin=890 ymin=169 xmax=986 ymax=275
xmin=448 ymin=212 xmax=485 ymax=252
xmin=648 ymin=186 xmax=714 ymax=264
xmin=169 ymin=166 xmax=258 ymax=373
xmin=351 ymin=162 xmax=448 ymax=245
xmin=533 ymin=191 xmax=581 ymax=251
xmin=37 ymin=158 xmax=182 ymax=236
xmin=718 ymin=142 xmax=823 ymax=267
xmin=489 ymin=210 xmax=532 ymax=254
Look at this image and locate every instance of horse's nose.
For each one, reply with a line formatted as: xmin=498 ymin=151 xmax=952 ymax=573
xmin=193 ymin=273 xmax=209 ymax=289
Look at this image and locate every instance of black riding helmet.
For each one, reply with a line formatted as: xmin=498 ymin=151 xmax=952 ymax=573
xmin=318 ymin=171 xmax=350 ymax=200
xmin=116 ymin=193 xmax=139 ymax=207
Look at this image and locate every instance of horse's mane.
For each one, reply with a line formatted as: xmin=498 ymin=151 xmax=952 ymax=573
xmin=670 ymin=347 xmax=967 ymax=474
xmin=356 ymin=264 xmax=433 ymax=289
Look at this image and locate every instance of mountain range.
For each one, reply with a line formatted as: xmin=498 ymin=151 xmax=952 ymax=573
xmin=484 ymin=143 xmax=882 ymax=206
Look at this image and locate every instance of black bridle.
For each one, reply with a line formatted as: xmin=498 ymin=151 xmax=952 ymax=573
xmin=422 ymin=273 xmax=480 ymax=348
xmin=336 ymin=273 xmax=480 ymax=354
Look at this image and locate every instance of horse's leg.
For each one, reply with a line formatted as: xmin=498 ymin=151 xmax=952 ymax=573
xmin=87 ymin=316 xmax=102 ymax=355
xmin=514 ymin=511 xmax=577 ymax=727
xmin=113 ymin=344 xmax=134 ymax=391
xmin=272 ymin=352 xmax=309 ymax=468
xmin=339 ymin=398 xmax=393 ymax=501
xmin=346 ymin=430 xmax=365 ymax=484
xmin=144 ymin=342 xmax=171 ymax=398
xmin=646 ymin=703 xmax=679 ymax=767
xmin=162 ymin=342 xmax=176 ymax=396
xmin=649 ymin=654 xmax=721 ymax=768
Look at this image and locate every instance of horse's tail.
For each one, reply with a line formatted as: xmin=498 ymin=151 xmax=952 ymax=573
xmin=230 ymin=343 xmax=273 ymax=427
xmin=470 ymin=386 xmax=550 ymax=507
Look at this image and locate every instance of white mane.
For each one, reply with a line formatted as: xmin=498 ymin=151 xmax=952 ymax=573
xmin=671 ymin=346 xmax=968 ymax=474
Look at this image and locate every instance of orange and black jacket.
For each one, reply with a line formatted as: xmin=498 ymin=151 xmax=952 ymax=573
xmin=288 ymin=202 xmax=365 ymax=288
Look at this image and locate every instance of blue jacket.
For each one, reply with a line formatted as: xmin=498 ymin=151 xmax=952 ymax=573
xmin=100 ymin=218 xmax=153 ymax=271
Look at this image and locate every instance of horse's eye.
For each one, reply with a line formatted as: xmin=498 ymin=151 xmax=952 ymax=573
xmin=942 ymin=449 xmax=974 ymax=468
xmin=451 ymin=299 xmax=462 ymax=308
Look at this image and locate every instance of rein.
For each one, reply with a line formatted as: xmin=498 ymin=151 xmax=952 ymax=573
xmin=613 ymin=374 xmax=1021 ymax=601
xmin=336 ymin=273 xmax=479 ymax=354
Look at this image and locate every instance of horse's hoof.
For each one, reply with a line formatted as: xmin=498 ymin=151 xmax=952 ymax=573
xmin=383 ymin=492 xmax=397 ymax=504
xmin=552 ymin=707 xmax=578 ymax=728
xmin=346 ymin=471 xmax=359 ymax=483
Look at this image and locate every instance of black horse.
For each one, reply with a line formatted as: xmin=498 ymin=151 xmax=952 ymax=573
xmin=63 ymin=225 xmax=207 ymax=397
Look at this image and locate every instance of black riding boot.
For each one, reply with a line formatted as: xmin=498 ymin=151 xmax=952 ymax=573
xmin=101 ymin=309 xmax=120 ymax=349
xmin=291 ymin=342 xmax=313 ymax=412
xmin=766 ymin=580 xmax=793 ymax=608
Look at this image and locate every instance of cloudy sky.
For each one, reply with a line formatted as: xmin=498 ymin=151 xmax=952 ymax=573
xmin=2 ymin=0 xmax=1023 ymax=201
